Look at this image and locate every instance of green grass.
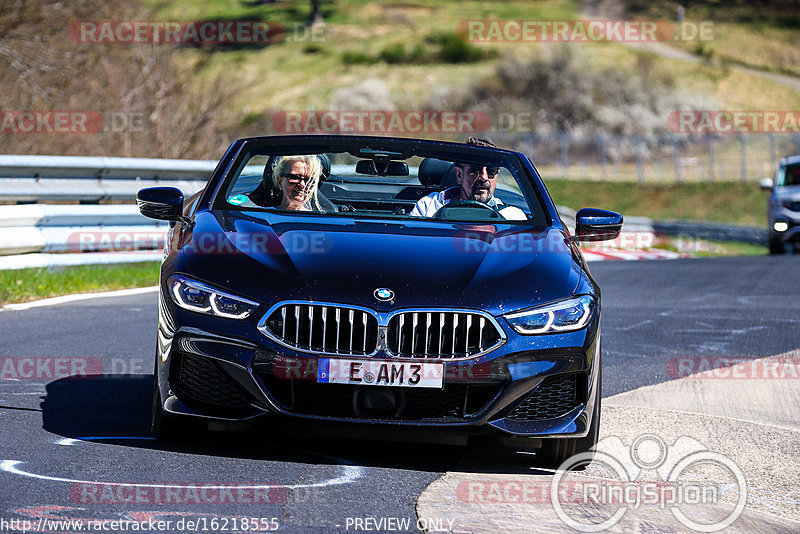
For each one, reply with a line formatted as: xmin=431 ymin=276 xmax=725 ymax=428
xmin=544 ymin=179 xmax=769 ymax=226
xmin=138 ymin=0 xmax=800 ymax=125
xmin=0 ymin=262 xmax=159 ymax=306
xmin=691 ymin=241 xmax=768 ymax=257
xmin=137 ymin=0 xmax=589 ymax=117
xmin=623 ymin=0 xmax=800 ymax=77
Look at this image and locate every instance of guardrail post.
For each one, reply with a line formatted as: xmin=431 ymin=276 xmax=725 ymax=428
xmin=636 ymin=136 xmax=644 ymax=184
xmin=705 ymin=133 xmax=715 ymax=182
xmin=671 ymin=134 xmax=681 ymax=183
xmin=768 ymin=134 xmax=776 ymax=168
xmin=559 ymin=131 xmax=570 ymax=179
xmin=597 ymin=133 xmax=607 ymax=180
xmin=738 ymin=133 xmax=747 ymax=182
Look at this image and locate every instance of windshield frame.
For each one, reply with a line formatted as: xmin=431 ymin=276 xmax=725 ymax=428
xmin=207 ymin=135 xmax=552 ymax=227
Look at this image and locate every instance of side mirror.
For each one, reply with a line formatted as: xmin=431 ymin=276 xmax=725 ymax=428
xmin=759 ymin=177 xmax=774 ymax=191
xmin=575 ymin=208 xmax=623 ymax=242
xmin=137 ymin=187 xmax=186 ymax=222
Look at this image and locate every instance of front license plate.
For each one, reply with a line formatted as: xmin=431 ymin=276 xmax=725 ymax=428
xmin=317 ymin=358 xmax=444 ymax=389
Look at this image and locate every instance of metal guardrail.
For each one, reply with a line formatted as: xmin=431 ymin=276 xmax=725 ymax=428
xmin=0 ymin=154 xmax=767 ymax=270
xmin=0 ymin=155 xmax=219 ymax=180
xmin=652 ymin=220 xmax=768 ymax=245
xmin=0 ymin=156 xmax=363 ymax=268
xmin=0 ymin=178 xmax=206 ymax=202
xmin=0 ymin=155 xmax=215 ymax=202
xmin=0 ymin=156 xmax=355 ymax=202
xmin=0 ymin=156 xmax=207 ymax=266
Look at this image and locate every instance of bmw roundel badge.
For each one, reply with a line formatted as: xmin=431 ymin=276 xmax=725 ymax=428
xmin=374 ymin=288 xmax=395 ymax=302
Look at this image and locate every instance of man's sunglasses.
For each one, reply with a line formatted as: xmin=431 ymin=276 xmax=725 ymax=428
xmin=464 ymin=165 xmax=500 ymax=178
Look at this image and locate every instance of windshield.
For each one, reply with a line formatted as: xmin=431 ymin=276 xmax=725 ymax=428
xmin=778 ymin=163 xmax=800 ymax=187
xmin=213 ymin=138 xmax=548 ymax=226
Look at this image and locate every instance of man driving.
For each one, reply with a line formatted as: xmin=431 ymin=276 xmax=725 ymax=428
xmin=409 ymin=137 xmax=527 ymax=220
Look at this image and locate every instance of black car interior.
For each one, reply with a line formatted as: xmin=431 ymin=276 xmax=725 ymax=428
xmin=237 ymin=153 xmax=531 ymax=219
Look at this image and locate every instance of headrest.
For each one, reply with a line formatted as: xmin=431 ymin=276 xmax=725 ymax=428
xmin=318 ymin=153 xmax=331 ymax=179
xmin=417 ymin=157 xmax=454 ymax=187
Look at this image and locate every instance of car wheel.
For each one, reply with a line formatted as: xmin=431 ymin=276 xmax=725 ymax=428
xmin=537 ymin=367 xmax=601 ymax=469
xmin=769 ymin=235 xmax=784 ymax=255
xmin=151 ymin=376 xmax=198 ymax=441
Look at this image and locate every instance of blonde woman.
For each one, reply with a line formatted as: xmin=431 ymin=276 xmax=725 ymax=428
xmin=272 ymin=155 xmax=323 ymax=211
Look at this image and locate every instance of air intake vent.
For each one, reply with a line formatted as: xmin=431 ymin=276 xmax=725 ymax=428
xmin=507 ymin=373 xmax=578 ymax=421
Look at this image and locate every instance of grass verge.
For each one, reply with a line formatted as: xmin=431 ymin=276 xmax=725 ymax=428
xmin=0 ymin=236 xmax=767 ymax=308
xmin=544 ymin=179 xmax=769 ymax=226
xmin=691 ymin=241 xmax=768 ymax=257
xmin=0 ymin=262 xmax=159 ymax=307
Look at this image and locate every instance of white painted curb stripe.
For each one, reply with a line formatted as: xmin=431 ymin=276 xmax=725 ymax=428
xmin=0 ymin=251 xmax=162 ymax=270
xmin=0 ymin=459 xmax=363 ymax=490
xmin=2 ymin=286 xmax=158 ymax=311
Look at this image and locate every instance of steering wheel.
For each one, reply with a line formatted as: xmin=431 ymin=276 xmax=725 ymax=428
xmin=433 ymin=199 xmax=506 ymax=220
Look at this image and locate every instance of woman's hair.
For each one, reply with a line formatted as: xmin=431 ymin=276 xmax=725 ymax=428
xmin=272 ymin=155 xmax=323 ymax=210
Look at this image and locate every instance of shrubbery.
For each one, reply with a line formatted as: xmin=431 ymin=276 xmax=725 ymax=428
xmin=424 ymin=46 xmax=715 ymax=158
xmin=341 ymin=32 xmax=491 ymax=66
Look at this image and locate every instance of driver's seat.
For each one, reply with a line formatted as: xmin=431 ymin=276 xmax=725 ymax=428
xmin=417 ymin=157 xmax=456 ymax=188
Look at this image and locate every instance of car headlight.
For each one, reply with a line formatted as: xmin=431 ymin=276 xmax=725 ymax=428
xmin=168 ymin=275 xmax=259 ymax=319
xmin=504 ymin=295 xmax=595 ymax=334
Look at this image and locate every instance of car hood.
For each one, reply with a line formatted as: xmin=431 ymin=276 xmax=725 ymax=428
xmin=180 ymin=210 xmax=582 ymax=316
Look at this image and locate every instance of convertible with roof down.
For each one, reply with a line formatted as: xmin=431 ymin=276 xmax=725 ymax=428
xmin=137 ymin=135 xmax=622 ymax=466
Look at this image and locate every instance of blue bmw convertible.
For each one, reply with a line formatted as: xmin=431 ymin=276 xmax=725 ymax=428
xmin=137 ymin=135 xmax=622 ymax=466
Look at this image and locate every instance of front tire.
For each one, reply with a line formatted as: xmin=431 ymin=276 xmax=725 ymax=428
xmin=537 ymin=367 xmax=601 ymax=468
xmin=769 ymin=234 xmax=784 ymax=255
xmin=151 ymin=375 xmax=197 ymax=441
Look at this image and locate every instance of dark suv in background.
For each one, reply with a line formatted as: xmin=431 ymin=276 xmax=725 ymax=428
xmin=761 ymin=155 xmax=800 ymax=254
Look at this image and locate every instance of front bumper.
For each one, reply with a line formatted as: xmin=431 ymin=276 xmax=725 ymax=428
xmin=770 ymin=206 xmax=800 ymax=245
xmin=155 ymin=294 xmax=601 ymax=439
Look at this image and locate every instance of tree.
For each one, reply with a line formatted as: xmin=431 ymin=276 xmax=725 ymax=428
xmin=310 ymin=0 xmax=323 ymax=25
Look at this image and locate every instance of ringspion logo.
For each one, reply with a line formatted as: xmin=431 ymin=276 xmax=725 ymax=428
xmin=551 ymin=434 xmax=747 ymax=532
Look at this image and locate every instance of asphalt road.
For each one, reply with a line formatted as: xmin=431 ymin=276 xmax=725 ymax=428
xmin=1 ymin=256 xmax=798 ymax=533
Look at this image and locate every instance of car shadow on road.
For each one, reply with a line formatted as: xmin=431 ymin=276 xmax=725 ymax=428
xmin=41 ymin=374 xmax=556 ymax=476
